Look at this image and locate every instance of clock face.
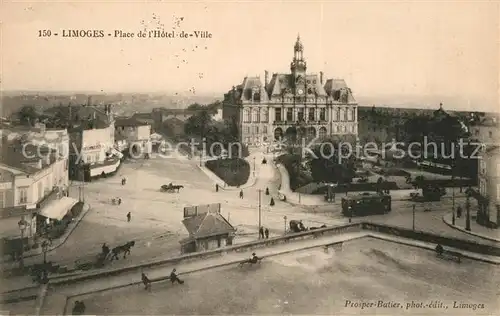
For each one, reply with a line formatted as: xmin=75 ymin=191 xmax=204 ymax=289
xmin=297 ymin=89 xmax=304 ymax=95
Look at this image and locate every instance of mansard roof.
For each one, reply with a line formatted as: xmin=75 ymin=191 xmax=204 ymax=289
xmin=233 ymin=76 xmax=269 ymax=102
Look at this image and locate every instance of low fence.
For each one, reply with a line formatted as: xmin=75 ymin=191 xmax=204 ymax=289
xmin=5 ymin=221 xmax=500 ymax=304
xmin=362 ymin=223 xmax=500 ymax=256
xmin=48 ymin=223 xmax=363 ymax=287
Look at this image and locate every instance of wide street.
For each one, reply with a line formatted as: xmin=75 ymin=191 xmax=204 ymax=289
xmin=4 ymin=146 xmax=494 ymax=281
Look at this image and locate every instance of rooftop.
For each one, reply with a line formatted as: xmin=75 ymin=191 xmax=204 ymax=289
xmin=115 ymin=116 xmax=150 ymax=127
xmin=182 ymin=211 xmax=235 ymax=241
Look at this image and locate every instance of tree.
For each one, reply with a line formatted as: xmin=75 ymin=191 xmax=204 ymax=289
xmin=184 ymin=109 xmax=213 ymax=138
xmin=186 ymin=103 xmax=204 ymax=111
xmin=17 ymin=105 xmax=39 ymax=126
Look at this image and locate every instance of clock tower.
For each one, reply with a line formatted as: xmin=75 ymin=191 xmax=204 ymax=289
xmin=290 ymin=34 xmax=307 ymax=96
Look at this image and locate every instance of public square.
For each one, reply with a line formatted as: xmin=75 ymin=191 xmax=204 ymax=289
xmin=67 ymin=237 xmax=498 ymax=315
xmin=8 ymin=145 xmax=492 ymax=281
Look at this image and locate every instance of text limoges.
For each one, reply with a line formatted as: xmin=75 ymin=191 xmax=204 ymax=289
xmin=62 ymin=29 xmax=105 ymax=37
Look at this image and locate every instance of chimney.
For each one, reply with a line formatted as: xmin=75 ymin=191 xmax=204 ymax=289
xmin=320 ymin=71 xmax=324 ymax=84
xmin=265 ymin=70 xmax=269 ymax=87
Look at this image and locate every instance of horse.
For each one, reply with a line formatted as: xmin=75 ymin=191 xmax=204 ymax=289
xmin=238 ymin=256 xmax=263 ymax=267
xmin=170 ymin=185 xmax=184 ymax=193
xmin=109 ymin=241 xmax=135 ymax=261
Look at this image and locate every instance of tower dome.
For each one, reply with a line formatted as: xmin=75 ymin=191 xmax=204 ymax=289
xmin=294 ymin=34 xmax=303 ymax=51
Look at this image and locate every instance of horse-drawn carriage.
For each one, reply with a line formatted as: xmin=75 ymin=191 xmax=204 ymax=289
xmin=74 ymin=241 xmax=136 ymax=271
xmin=161 ymin=183 xmax=184 ymax=193
xmin=288 ymin=220 xmax=307 ymax=233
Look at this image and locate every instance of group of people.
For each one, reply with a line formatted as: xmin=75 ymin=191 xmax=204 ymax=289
xmin=72 ymin=301 xmax=86 ymax=315
xmin=259 ymin=226 xmax=270 ymax=239
xmin=141 ymin=268 xmax=184 ymax=291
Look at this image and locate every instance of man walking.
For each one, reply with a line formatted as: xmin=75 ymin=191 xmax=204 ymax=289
xmin=170 ymin=268 xmax=184 ymax=285
xmin=215 ymin=183 xmax=219 ymax=192
xmin=259 ymin=226 xmax=264 ymax=239
xmin=141 ymin=272 xmax=151 ymax=291
xmin=264 ymin=228 xmax=269 ymax=239
xmin=239 ymin=189 xmax=244 ymax=199
xmin=127 ymin=212 xmax=131 ymax=222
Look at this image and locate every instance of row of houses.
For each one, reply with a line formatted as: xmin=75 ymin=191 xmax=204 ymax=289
xmin=0 ymin=104 xmax=154 ymax=246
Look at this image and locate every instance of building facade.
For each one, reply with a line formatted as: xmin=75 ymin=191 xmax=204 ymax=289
xmin=65 ymin=105 xmax=122 ymax=179
xmin=469 ymin=115 xmax=499 ymax=146
xmin=115 ymin=117 xmax=152 ymax=157
xmin=0 ymin=139 xmax=70 ymax=240
xmin=477 ymin=146 xmax=500 ymax=228
xmin=223 ymin=36 xmax=358 ymax=146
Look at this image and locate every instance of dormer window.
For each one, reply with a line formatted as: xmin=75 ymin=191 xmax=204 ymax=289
xmin=253 ymin=92 xmax=260 ymax=103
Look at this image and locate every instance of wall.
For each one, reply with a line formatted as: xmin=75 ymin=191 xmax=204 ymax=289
xmin=471 ymin=124 xmax=499 ymax=145
xmin=0 ymin=170 xmax=15 ymax=208
xmin=479 ymin=148 xmax=500 ymax=225
xmin=136 ymin=125 xmax=151 ymax=140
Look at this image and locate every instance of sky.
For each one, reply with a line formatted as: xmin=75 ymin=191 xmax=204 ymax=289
xmin=2 ymin=1 xmax=499 ymax=112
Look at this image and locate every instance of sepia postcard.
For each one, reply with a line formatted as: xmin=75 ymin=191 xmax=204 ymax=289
xmin=0 ymin=1 xmax=499 ymax=315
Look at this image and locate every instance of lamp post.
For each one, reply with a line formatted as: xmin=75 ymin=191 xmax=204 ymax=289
xmin=452 ymin=161 xmax=456 ymax=226
xmin=18 ymin=218 xmax=28 ymax=269
xmin=412 ymin=204 xmax=416 ymax=231
xmin=41 ymin=240 xmax=49 ymax=264
xmin=465 ymin=193 xmax=471 ymax=231
xmin=253 ymin=157 xmax=256 ymax=177
xmin=283 ymin=216 xmax=287 ymax=235
xmin=258 ymin=189 xmax=262 ymax=236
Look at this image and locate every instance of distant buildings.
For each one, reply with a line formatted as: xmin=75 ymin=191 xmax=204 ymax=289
xmin=476 ymin=145 xmax=500 ymax=228
xmin=115 ymin=116 xmax=152 ymax=157
xmin=44 ymin=104 xmax=122 ymax=180
xmin=222 ymin=36 xmax=358 ymax=146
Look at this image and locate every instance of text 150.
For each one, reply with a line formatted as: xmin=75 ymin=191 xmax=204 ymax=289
xmin=38 ymin=30 xmax=52 ymax=37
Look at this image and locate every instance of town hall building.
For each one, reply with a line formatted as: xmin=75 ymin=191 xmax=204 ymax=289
xmin=222 ymin=35 xmax=358 ymax=146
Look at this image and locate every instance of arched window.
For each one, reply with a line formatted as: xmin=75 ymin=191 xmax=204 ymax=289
xmin=261 ymin=109 xmax=268 ymax=122
xmin=339 ymin=108 xmax=344 ymax=121
xmin=252 ymin=108 xmax=259 ymax=122
xmin=347 ymin=109 xmax=353 ymax=121
xmin=318 ymin=127 xmax=327 ymax=139
xmin=243 ymin=109 xmax=250 ymax=123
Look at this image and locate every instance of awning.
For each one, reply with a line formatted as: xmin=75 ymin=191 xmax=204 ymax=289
xmin=39 ymin=197 xmax=78 ymax=220
xmin=110 ymin=148 xmax=124 ymax=159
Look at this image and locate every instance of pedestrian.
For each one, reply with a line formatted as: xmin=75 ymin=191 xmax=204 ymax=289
xmin=265 ymin=228 xmax=269 ymax=239
xmin=215 ymin=183 xmax=219 ymax=192
xmin=141 ymin=272 xmax=151 ymax=291
xmin=239 ymin=189 xmax=244 ymax=199
xmin=259 ymin=226 xmax=264 ymax=239
xmin=457 ymin=206 xmax=462 ymax=218
xmin=170 ymin=268 xmax=184 ymax=285
xmin=118 ymin=198 xmax=122 ymax=205
xmin=102 ymin=243 xmax=109 ymax=255
xmin=127 ymin=212 xmax=131 ymax=222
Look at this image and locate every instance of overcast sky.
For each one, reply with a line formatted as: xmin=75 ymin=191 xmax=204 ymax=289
xmin=2 ymin=1 xmax=499 ymax=112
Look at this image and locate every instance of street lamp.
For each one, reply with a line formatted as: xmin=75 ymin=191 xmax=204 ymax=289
xmin=41 ymin=240 xmax=49 ymax=264
xmin=283 ymin=216 xmax=287 ymax=235
xmin=18 ymin=218 xmax=28 ymax=269
xmin=465 ymin=193 xmax=471 ymax=231
xmin=253 ymin=157 xmax=256 ymax=177
xmin=412 ymin=204 xmax=416 ymax=231
xmin=452 ymin=161 xmax=456 ymax=226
